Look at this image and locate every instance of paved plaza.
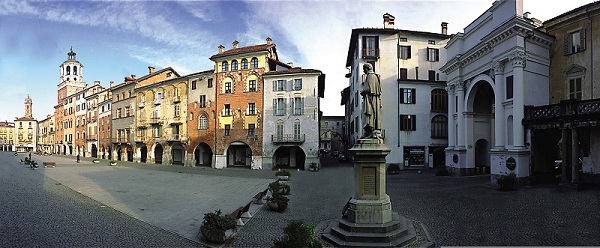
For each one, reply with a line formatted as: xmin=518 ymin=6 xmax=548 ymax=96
xmin=12 ymin=153 xmax=600 ymax=246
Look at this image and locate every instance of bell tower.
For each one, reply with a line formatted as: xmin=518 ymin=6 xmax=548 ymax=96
xmin=58 ymin=47 xmax=86 ymax=103
xmin=24 ymin=95 xmax=32 ymax=118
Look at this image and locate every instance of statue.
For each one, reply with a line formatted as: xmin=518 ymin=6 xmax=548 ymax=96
xmin=360 ymin=63 xmax=382 ymax=140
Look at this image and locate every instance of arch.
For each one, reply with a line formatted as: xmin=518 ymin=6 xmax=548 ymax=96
xmin=139 ymin=144 xmax=148 ymax=163
xmin=194 ymin=142 xmax=213 ymax=167
xmin=251 ymin=57 xmax=259 ymax=68
xmin=198 ymin=113 xmax=208 ymax=129
xmin=241 ymin=58 xmax=248 ymax=69
xmin=73 ymin=66 xmax=78 ymax=75
xmin=475 ymin=139 xmax=490 ymax=174
xmin=66 ymin=66 xmax=71 ymax=75
xmin=465 ymin=75 xmax=495 ymax=113
xmin=225 ymin=141 xmax=251 ymax=167
xmin=221 ymin=61 xmax=229 ymax=72
xmin=431 ymin=114 xmax=448 ymax=138
xmin=154 ymin=143 xmax=163 ymax=164
xmin=91 ymin=144 xmax=98 ymax=158
xmin=172 ymin=143 xmax=185 ymax=165
xmin=231 ymin=60 xmax=238 ymax=70
xmin=221 ymin=76 xmax=234 ymax=94
xmin=273 ymin=146 xmax=307 ymax=170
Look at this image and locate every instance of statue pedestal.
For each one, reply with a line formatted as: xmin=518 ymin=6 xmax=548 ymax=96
xmin=323 ymin=139 xmax=417 ymax=247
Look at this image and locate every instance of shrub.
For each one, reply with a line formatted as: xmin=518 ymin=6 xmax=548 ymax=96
xmin=435 ymin=166 xmax=449 ymax=176
xmin=497 ymin=172 xmax=518 ymax=191
xmin=266 ymin=193 xmax=289 ymax=212
xmin=269 ymin=181 xmax=291 ymax=195
xmin=273 ymin=220 xmax=322 ymax=248
xmin=199 ymin=209 xmax=236 ymax=243
xmin=386 ymin=163 xmax=401 ymax=174
xmin=275 ymin=169 xmax=291 ymax=177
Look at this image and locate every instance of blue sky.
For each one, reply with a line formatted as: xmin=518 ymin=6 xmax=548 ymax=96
xmin=0 ymin=0 xmax=595 ymax=122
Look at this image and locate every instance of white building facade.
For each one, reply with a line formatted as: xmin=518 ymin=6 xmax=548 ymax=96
xmin=440 ymin=0 xmax=554 ymax=182
xmin=344 ymin=13 xmax=451 ymax=167
xmin=262 ymin=68 xmax=324 ymax=170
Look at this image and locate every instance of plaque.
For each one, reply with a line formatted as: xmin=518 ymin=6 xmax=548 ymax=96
xmin=362 ymin=167 xmax=377 ymax=196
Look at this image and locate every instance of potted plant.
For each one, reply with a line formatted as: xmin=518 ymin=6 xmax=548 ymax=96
xmin=266 ymin=193 xmax=289 ymax=212
xmin=309 ymin=163 xmax=319 ymax=172
xmin=273 ymin=220 xmax=322 ymax=248
xmin=109 ymin=160 xmax=117 ymax=166
xmin=199 ymin=209 xmax=236 ymax=243
xmin=92 ymin=159 xmax=100 ymax=164
xmin=275 ymin=169 xmax=291 ymax=181
xmin=269 ymin=181 xmax=291 ymax=195
xmin=386 ymin=163 xmax=401 ymax=175
xmin=497 ymin=172 xmax=518 ymax=191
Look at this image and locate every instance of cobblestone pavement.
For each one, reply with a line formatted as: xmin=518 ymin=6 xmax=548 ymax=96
xmin=231 ymin=157 xmax=600 ymax=247
xmin=0 ymin=152 xmax=198 ymax=247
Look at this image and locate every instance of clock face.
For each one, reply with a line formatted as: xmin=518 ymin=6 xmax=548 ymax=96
xmin=452 ymin=154 xmax=458 ymax=163
xmin=506 ymin=157 xmax=516 ymax=171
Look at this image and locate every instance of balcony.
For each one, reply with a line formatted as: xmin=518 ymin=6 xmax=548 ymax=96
xmin=154 ymin=99 xmax=161 ymax=105
xmin=138 ymin=102 xmax=145 ymax=108
xmin=524 ymin=99 xmax=600 ymax=126
xmin=172 ymin=96 xmax=181 ymax=103
xmin=167 ymin=134 xmax=181 ymax=142
xmin=135 ymin=136 xmax=147 ymax=143
xmin=271 ymin=134 xmax=305 ymax=144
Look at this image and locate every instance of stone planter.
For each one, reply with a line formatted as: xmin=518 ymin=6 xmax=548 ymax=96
xmin=277 ymin=175 xmax=289 ymax=181
xmin=93 ymin=160 xmax=100 ymax=164
xmin=110 ymin=162 xmax=117 ymax=166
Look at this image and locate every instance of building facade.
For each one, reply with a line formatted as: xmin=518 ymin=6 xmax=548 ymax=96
xmin=14 ymin=96 xmax=37 ymax=153
xmin=262 ymin=68 xmax=325 ymax=170
xmin=37 ymin=114 xmax=55 ymax=154
xmin=441 ymin=0 xmax=554 ymax=182
xmin=186 ymin=70 xmax=216 ymax=167
xmin=112 ymin=78 xmax=136 ymax=162
xmin=344 ymin=13 xmax=451 ymax=168
xmin=0 ymin=121 xmax=14 ymax=151
xmin=319 ymin=116 xmax=345 ymax=153
xmin=98 ymin=91 xmax=112 ymax=159
xmin=524 ymin=1 xmax=600 ymax=185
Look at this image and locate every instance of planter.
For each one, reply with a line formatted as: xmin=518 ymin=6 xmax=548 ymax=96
xmin=110 ymin=162 xmax=117 ymax=166
xmin=93 ymin=160 xmax=100 ymax=164
xmin=277 ymin=175 xmax=289 ymax=181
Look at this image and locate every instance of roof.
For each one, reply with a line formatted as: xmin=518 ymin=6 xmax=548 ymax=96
xmin=346 ymin=28 xmax=452 ymax=67
xmin=543 ymin=1 xmax=600 ymax=26
xmin=15 ymin=116 xmax=36 ymax=121
xmin=186 ymin=69 xmax=215 ymax=77
xmin=263 ymin=68 xmax=322 ymax=76
xmin=209 ymin=44 xmax=275 ymax=60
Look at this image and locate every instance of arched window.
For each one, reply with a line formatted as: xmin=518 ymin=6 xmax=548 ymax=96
xmin=74 ymin=66 xmax=78 ymax=75
xmin=66 ymin=66 xmax=71 ymax=75
xmin=294 ymin=119 xmax=301 ymax=140
xmin=241 ymin=59 xmax=248 ymax=69
xmin=251 ymin=57 xmax=258 ymax=68
xmin=231 ymin=60 xmax=238 ymax=70
xmin=198 ymin=114 xmax=208 ymax=130
xmin=222 ymin=61 xmax=229 ymax=72
xmin=431 ymin=115 xmax=448 ymax=138
xmin=276 ymin=120 xmax=284 ymax=140
xmin=431 ymin=89 xmax=448 ymax=112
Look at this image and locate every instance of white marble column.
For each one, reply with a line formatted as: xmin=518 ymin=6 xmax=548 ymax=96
xmin=492 ymin=62 xmax=505 ymax=149
xmin=447 ymin=83 xmax=456 ymax=149
xmin=511 ymin=52 xmax=526 ymax=149
xmin=456 ymin=81 xmax=466 ymax=149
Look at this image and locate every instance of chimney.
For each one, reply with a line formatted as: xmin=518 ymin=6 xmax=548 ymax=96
xmin=383 ymin=13 xmax=395 ymax=29
xmin=131 ymin=74 xmax=136 ymax=79
xmin=94 ymin=80 xmax=100 ymax=85
xmin=441 ymin=22 xmax=448 ymax=35
xmin=109 ymin=81 xmax=114 ymax=88
xmin=218 ymin=45 xmax=225 ymax=53
xmin=232 ymin=40 xmax=239 ymax=49
xmin=287 ymin=62 xmax=294 ymax=68
xmin=523 ymin=11 xmax=530 ymax=18
xmin=266 ymin=37 xmax=272 ymax=45
xmin=148 ymin=66 xmax=155 ymax=74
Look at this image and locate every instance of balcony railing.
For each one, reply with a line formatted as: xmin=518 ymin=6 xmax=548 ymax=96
xmin=138 ymin=102 xmax=145 ymax=108
xmin=172 ymin=96 xmax=181 ymax=103
xmin=168 ymin=134 xmax=181 ymax=141
xmin=271 ymin=134 xmax=305 ymax=144
xmin=524 ymin=99 xmax=600 ymax=124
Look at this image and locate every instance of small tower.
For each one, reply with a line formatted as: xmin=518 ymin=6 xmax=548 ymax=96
xmin=58 ymin=47 xmax=86 ymax=103
xmin=24 ymin=95 xmax=32 ymax=118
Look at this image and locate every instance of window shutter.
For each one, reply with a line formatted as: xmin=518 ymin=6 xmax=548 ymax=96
xmin=564 ymin=34 xmax=570 ymax=55
xmin=290 ymin=98 xmax=295 ymax=115
xmin=283 ymin=99 xmax=287 ymax=115
xmin=375 ymin=37 xmax=379 ymax=57
xmin=273 ymin=80 xmax=277 ymax=91
xmin=407 ymin=46 xmax=411 ymax=59
xmin=287 ymin=80 xmax=293 ymax=91
xmin=273 ymin=99 xmax=277 ymax=115
xmin=362 ymin=36 xmax=367 ymax=56
xmin=400 ymin=89 xmax=405 ymax=103
xmin=580 ymin=29 xmax=586 ymax=51
xmin=426 ymin=48 xmax=430 ymax=61
xmin=412 ymin=89 xmax=416 ymax=103
xmin=301 ymin=97 xmax=305 ymax=115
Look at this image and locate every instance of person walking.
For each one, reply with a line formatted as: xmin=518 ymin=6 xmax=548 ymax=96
xmin=76 ymin=154 xmax=80 ymax=163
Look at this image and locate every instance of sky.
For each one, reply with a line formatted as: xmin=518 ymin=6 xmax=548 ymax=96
xmin=0 ymin=0 xmax=596 ymax=122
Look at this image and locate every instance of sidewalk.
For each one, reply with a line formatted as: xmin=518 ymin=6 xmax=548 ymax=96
xmin=31 ymin=154 xmax=274 ymax=243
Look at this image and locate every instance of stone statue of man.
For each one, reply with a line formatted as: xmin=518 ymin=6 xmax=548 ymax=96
xmin=361 ymin=63 xmax=382 ymax=139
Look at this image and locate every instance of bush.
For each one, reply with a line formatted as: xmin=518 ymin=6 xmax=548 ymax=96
xmin=275 ymin=169 xmax=291 ymax=177
xmin=266 ymin=193 xmax=289 ymax=212
xmin=273 ymin=220 xmax=322 ymax=248
xmin=386 ymin=163 xmax=401 ymax=174
xmin=497 ymin=172 xmax=518 ymax=191
xmin=435 ymin=166 xmax=449 ymax=176
xmin=269 ymin=181 xmax=291 ymax=195
xmin=199 ymin=209 xmax=236 ymax=243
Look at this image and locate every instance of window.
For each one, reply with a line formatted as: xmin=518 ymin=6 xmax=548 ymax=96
xmin=506 ymin=76 xmax=514 ymax=100
xmin=224 ymin=124 xmax=230 ymax=136
xmin=400 ymin=37 xmax=408 ymax=42
xmin=125 ymin=106 xmax=130 ymax=117
xmin=154 ymin=125 xmax=162 ymax=138
xmin=428 ymin=40 xmax=436 ymax=45
xmin=400 ymin=68 xmax=408 ymax=80
xmin=174 ymin=105 xmax=180 ymax=117
xmin=231 ymin=60 xmax=238 ymax=70
xmin=274 ymin=80 xmax=285 ymax=91
xmin=398 ymin=45 xmax=411 ymax=59
xmin=207 ymin=78 xmax=213 ymax=88
xmin=276 ymin=122 xmax=284 ymax=139
xmin=223 ymin=104 xmax=231 ymax=116
xmin=565 ymin=29 xmax=585 ymax=55
xmin=569 ymin=77 xmax=582 ymax=100
xmin=155 ymin=92 xmax=163 ymax=101
xmin=292 ymin=97 xmax=304 ymax=115
xmin=251 ymin=57 xmax=258 ymax=68
xmin=294 ymin=120 xmax=301 ymax=140
xmin=248 ymin=103 xmax=256 ymax=115
xmin=152 ymin=109 xmax=159 ymax=119
xmin=241 ymin=59 xmax=248 ymax=69
xmin=431 ymin=89 xmax=448 ymax=112
xmin=400 ymin=115 xmax=416 ymax=131
xmin=198 ymin=114 xmax=208 ymax=130
xmin=190 ymin=113 xmax=194 ymax=120
xmin=225 ymin=82 xmax=232 ymax=93
xmin=427 ymin=48 xmax=440 ymax=61
xmin=400 ymin=88 xmax=416 ymax=104
xmin=221 ymin=61 xmax=229 ymax=71
xmin=362 ymin=36 xmax=379 ymax=58
xmin=66 ymin=66 xmax=70 ymax=75
xmin=191 ymin=80 xmax=197 ymax=90
xmin=293 ymin=79 xmax=302 ymax=90
xmin=428 ymin=70 xmax=436 ymax=81
xmin=248 ymin=123 xmax=255 ymax=136
xmin=274 ymin=98 xmax=286 ymax=116
xmin=431 ymin=115 xmax=448 ymax=138
xmin=249 ymin=80 xmax=257 ymax=92
xmin=116 ymin=108 xmax=122 ymax=118
xmin=199 ymin=95 xmax=206 ymax=108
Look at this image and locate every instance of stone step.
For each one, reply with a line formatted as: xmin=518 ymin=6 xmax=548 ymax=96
xmin=338 ymin=212 xmax=404 ymax=233
xmin=322 ymin=213 xmax=417 ymax=247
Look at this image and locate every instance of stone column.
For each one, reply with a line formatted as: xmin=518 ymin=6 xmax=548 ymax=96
xmin=347 ymin=139 xmax=392 ymax=224
xmin=492 ymin=61 xmax=505 ymax=149
xmin=571 ymin=127 xmax=579 ymax=184
xmin=511 ymin=52 xmax=526 ymax=149
xmin=447 ymin=83 xmax=456 ymax=149
xmin=456 ymin=81 xmax=466 ymax=149
xmin=560 ymin=128 xmax=569 ymax=184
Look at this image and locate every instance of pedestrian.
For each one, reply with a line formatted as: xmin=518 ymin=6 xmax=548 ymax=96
xmin=29 ymin=152 xmax=32 ymax=160
xmin=76 ymin=154 xmax=80 ymax=163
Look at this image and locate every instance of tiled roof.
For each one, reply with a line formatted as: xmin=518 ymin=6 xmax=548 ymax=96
xmin=15 ymin=116 xmax=36 ymax=121
xmin=263 ymin=68 xmax=322 ymax=76
xmin=210 ymin=44 xmax=275 ymax=60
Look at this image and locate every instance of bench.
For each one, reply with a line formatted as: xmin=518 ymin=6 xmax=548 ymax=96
xmin=228 ymin=206 xmax=245 ymax=226
xmin=240 ymin=201 xmax=252 ymax=218
xmin=43 ymin=162 xmax=56 ymax=168
xmin=253 ymin=188 xmax=268 ymax=204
